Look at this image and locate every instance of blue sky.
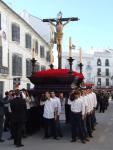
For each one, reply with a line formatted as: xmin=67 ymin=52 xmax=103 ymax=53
xmin=3 ymin=0 xmax=113 ymax=53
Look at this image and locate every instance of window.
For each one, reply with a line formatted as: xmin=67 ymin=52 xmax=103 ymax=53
xmin=35 ymin=40 xmax=38 ymax=54
xmin=106 ymin=68 xmax=109 ymax=76
xmin=97 ymin=68 xmax=101 ymax=76
xmin=97 ymin=58 xmax=101 ymax=66
xmin=12 ymin=23 xmax=20 ymax=42
xmin=41 ymin=65 xmax=46 ymax=70
xmin=26 ymin=59 xmax=32 ymax=76
xmin=97 ymin=78 xmax=101 ymax=86
xmin=12 ymin=54 xmax=22 ymax=76
xmin=105 ymin=59 xmax=109 ymax=66
xmin=0 ymin=13 xmax=1 ymax=30
xmin=25 ymin=34 xmax=31 ymax=49
xmin=0 ymin=36 xmax=2 ymax=66
xmin=0 ymin=81 xmax=4 ymax=98
xmin=40 ymin=46 xmax=45 ymax=58
xmin=106 ymin=78 xmax=109 ymax=86
xmin=46 ymin=51 xmax=50 ymax=62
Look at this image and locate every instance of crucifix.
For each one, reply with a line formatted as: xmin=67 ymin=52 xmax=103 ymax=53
xmin=43 ymin=11 xmax=79 ymax=69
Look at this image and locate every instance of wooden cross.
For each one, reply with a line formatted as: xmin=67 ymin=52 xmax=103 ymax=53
xmin=43 ymin=13 xmax=80 ymax=69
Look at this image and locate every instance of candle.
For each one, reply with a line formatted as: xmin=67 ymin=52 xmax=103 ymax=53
xmin=50 ymin=47 xmax=53 ymax=64
xmin=79 ymin=47 xmax=82 ymax=63
xmin=69 ymin=37 xmax=72 ymax=57
xmin=32 ymin=48 xmax=35 ymax=59
xmin=51 ymin=51 xmax=54 ymax=64
xmin=50 ymin=24 xmax=54 ymax=64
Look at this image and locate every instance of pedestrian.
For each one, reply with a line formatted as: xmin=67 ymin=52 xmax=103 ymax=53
xmin=10 ymin=89 xmax=26 ymax=147
xmin=41 ymin=91 xmax=58 ymax=139
xmin=3 ymin=91 xmax=10 ymax=132
xmin=50 ymin=91 xmax=62 ymax=137
xmin=68 ymin=90 xmax=86 ymax=143
xmin=0 ymin=92 xmax=10 ymax=142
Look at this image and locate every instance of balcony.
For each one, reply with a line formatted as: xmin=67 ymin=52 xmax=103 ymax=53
xmin=96 ymin=72 xmax=111 ymax=77
xmin=0 ymin=66 xmax=9 ymax=74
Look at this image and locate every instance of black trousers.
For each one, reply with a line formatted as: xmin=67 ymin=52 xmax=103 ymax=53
xmin=65 ymin=104 xmax=70 ymax=123
xmin=91 ymin=109 xmax=96 ymax=130
xmin=81 ymin=118 xmax=88 ymax=139
xmin=12 ymin=122 xmax=24 ymax=146
xmin=29 ymin=107 xmax=40 ymax=133
xmin=43 ymin=118 xmax=56 ymax=138
xmin=25 ymin=109 xmax=31 ymax=134
xmin=55 ymin=116 xmax=62 ymax=137
xmin=70 ymin=112 xmax=84 ymax=141
xmin=99 ymin=102 xmax=105 ymax=113
xmin=0 ymin=116 xmax=4 ymax=140
xmin=4 ymin=107 xmax=10 ymax=130
xmin=86 ymin=114 xmax=92 ymax=136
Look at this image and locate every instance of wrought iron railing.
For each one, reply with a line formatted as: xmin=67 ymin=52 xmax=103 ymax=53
xmin=0 ymin=66 xmax=9 ymax=74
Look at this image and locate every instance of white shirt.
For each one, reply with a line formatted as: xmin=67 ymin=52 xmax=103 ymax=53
xmin=92 ymin=92 xmax=97 ymax=108
xmin=84 ymin=95 xmax=92 ymax=113
xmin=81 ymin=96 xmax=88 ymax=114
xmin=68 ymin=98 xmax=72 ymax=105
xmin=43 ymin=98 xmax=57 ymax=119
xmin=69 ymin=98 xmax=85 ymax=116
xmin=52 ymin=96 xmax=61 ymax=115
xmin=60 ymin=98 xmax=65 ymax=114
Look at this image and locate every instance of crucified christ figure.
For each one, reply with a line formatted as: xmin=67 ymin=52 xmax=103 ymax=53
xmin=43 ymin=12 xmax=79 ymax=69
xmin=50 ymin=18 xmax=71 ymax=58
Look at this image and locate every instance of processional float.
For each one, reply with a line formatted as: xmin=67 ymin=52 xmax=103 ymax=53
xmin=28 ymin=12 xmax=84 ymax=96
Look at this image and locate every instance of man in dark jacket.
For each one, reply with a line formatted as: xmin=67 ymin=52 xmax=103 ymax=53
xmin=10 ymin=90 xmax=26 ymax=147
xmin=0 ymin=92 xmax=10 ymax=142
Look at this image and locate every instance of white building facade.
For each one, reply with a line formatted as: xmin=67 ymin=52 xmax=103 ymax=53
xmin=0 ymin=1 xmax=51 ymax=98
xmin=62 ymin=50 xmax=113 ymax=89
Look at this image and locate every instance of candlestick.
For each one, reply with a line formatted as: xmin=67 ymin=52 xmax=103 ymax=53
xmin=79 ymin=47 xmax=82 ymax=63
xmin=79 ymin=62 xmax=83 ymax=74
xmin=32 ymin=40 xmax=35 ymax=58
xmin=69 ymin=37 xmax=72 ymax=57
xmin=31 ymin=58 xmax=36 ymax=75
xmin=67 ymin=57 xmax=74 ymax=74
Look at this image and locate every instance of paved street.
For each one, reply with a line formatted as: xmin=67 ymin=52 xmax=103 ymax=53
xmin=1 ymin=102 xmax=113 ymax=150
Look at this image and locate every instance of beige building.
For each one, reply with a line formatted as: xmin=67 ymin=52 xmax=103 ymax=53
xmin=62 ymin=49 xmax=113 ymax=88
xmin=0 ymin=1 xmax=51 ymax=98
